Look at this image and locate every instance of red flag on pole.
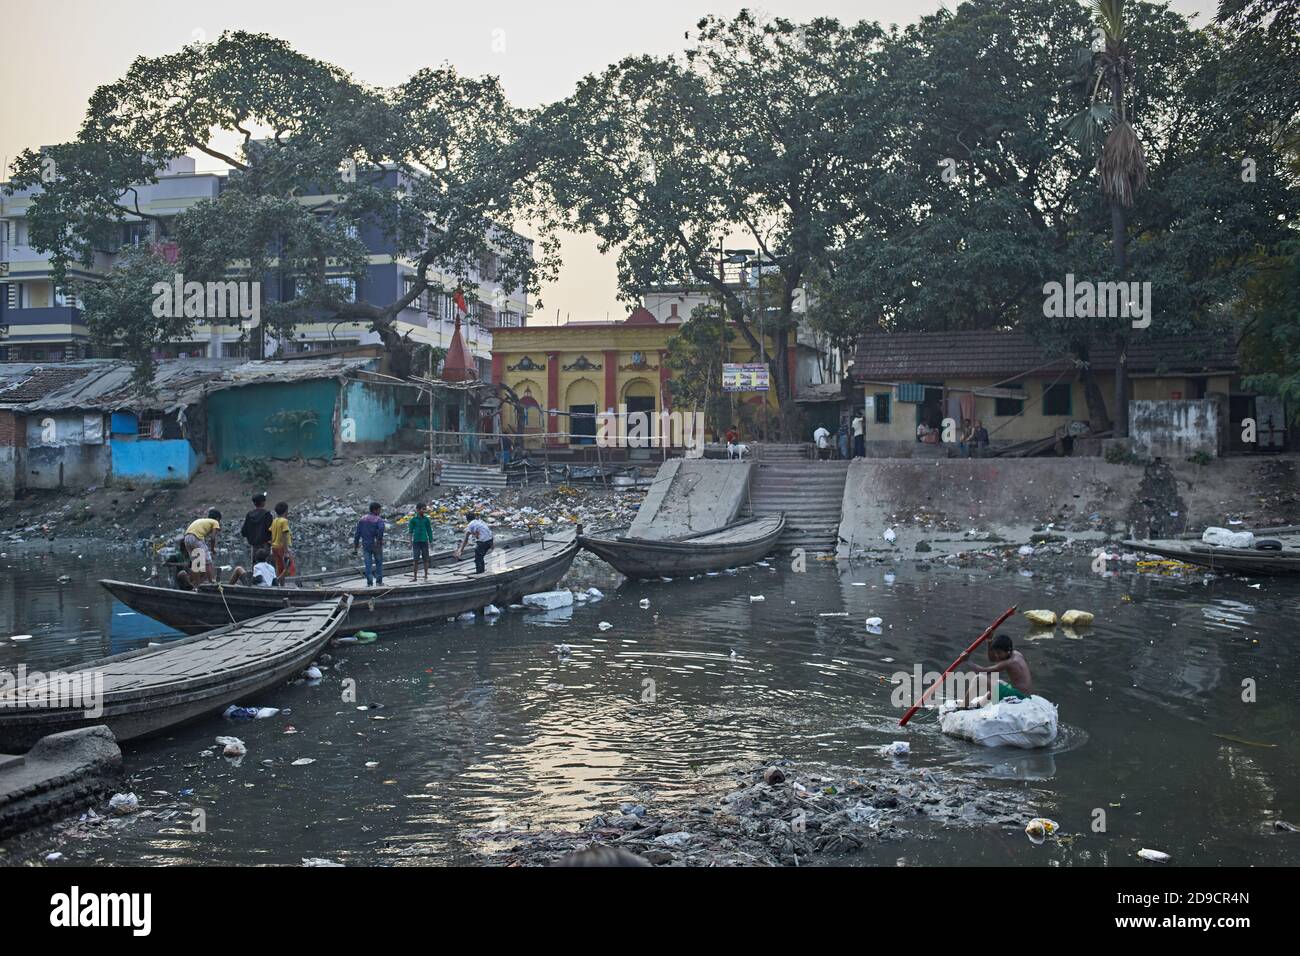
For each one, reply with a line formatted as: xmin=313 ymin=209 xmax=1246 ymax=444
xmin=452 ymin=288 xmax=468 ymax=314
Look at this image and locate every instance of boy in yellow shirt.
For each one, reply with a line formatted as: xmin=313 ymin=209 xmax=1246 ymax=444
xmin=270 ymin=501 xmax=297 ymax=578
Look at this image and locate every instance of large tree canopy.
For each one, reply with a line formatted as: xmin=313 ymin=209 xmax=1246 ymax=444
xmin=6 ymin=32 xmax=558 ymax=377
xmin=534 ymin=11 xmax=893 ymax=434
xmin=4 ymin=6 xmax=1295 ymax=424
xmin=812 ymin=0 xmax=1295 ymax=430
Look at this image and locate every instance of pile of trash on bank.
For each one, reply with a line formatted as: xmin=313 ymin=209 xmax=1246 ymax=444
xmin=118 ymin=484 xmax=643 ymax=572
xmin=472 ymin=760 xmax=1047 ymax=867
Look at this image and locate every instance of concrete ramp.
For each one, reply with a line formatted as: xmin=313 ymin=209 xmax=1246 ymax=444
xmin=629 ymin=458 xmax=752 ymax=539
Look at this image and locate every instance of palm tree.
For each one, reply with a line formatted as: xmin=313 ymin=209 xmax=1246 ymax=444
xmin=1063 ymin=0 xmax=1148 ymax=437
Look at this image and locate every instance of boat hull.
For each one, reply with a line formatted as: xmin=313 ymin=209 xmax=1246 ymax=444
xmin=0 ymin=599 xmax=350 ymax=752
xmin=1122 ymin=539 xmax=1300 ymax=576
xmin=101 ymin=535 xmax=580 ymax=633
xmin=579 ymin=516 xmax=785 ymax=579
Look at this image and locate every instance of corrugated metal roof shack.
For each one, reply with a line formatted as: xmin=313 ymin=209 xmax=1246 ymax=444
xmin=2 ymin=358 xmax=389 ymax=494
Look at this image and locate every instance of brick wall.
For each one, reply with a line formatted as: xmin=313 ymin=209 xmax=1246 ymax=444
xmin=0 ymin=410 xmax=24 ymax=448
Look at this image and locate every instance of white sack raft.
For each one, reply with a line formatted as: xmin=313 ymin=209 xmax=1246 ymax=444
xmin=938 ymin=696 xmax=1059 ymax=749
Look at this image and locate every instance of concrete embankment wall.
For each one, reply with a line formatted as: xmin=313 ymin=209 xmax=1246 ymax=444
xmin=837 ymin=456 xmax=1299 ymax=556
xmin=629 ymin=458 xmax=752 ymax=539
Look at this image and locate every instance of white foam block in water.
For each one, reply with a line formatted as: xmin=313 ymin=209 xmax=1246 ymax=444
xmin=9 ymin=635 xmax=32 ymax=641
xmin=522 ymin=590 xmax=574 ymax=610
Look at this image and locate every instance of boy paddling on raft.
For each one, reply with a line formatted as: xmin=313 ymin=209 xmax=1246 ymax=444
xmin=962 ymin=633 xmax=1033 ymax=707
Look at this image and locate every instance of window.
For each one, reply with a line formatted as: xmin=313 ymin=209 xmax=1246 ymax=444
xmin=995 ymin=384 xmax=1025 ymax=417
xmin=873 ymin=392 xmax=891 ymax=424
xmin=1043 ymin=383 xmax=1072 ymax=416
xmin=326 ymin=276 xmax=357 ymax=302
xmin=138 ymin=413 xmax=164 ymax=439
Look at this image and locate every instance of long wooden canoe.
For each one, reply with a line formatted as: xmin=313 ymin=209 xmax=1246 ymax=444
xmin=101 ymin=531 xmax=580 ymax=633
xmin=0 ymin=597 xmax=350 ymax=752
xmin=579 ymin=514 xmax=785 ymax=579
xmin=1121 ymin=536 xmax=1300 ymax=576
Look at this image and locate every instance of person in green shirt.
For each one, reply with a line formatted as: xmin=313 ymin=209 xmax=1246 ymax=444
xmin=409 ymin=502 xmax=434 ymax=581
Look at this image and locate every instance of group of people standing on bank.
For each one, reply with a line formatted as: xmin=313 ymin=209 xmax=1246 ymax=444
xmin=810 ymin=412 xmax=990 ymax=460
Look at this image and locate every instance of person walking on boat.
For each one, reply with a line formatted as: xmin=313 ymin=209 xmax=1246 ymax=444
xmin=458 ymin=511 xmax=495 ymax=574
xmin=353 ymin=501 xmax=387 ymax=586
xmin=409 ymin=502 xmax=434 ymax=582
xmin=240 ymin=492 xmax=273 ymax=561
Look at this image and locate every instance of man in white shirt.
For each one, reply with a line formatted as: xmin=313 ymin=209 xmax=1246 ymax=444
xmin=813 ymin=424 xmax=831 ymax=460
xmin=851 ymin=412 xmax=865 ymax=458
xmin=458 ymin=511 xmax=496 ymax=574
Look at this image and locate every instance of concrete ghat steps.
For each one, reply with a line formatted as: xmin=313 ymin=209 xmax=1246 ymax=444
xmin=753 ymin=443 xmax=813 ymax=461
xmin=743 ymin=460 xmax=849 ymax=551
xmin=437 ymin=462 xmax=507 ymax=490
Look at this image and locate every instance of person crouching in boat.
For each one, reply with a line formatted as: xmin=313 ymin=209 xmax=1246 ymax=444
xmin=182 ymin=509 xmax=222 ymax=584
xmin=457 ymin=511 xmax=495 ymax=574
xmin=962 ymin=634 xmax=1033 ymax=707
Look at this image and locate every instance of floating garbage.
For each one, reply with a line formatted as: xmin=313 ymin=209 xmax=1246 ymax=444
xmin=215 ymin=736 xmax=246 ymax=757
xmin=354 ymin=630 xmax=378 ymax=643
xmin=586 ymin=587 xmax=604 ymax=601
xmin=639 ymin=599 xmax=650 ymax=609
xmin=301 ymin=857 xmax=344 ymax=867
xmin=1023 ymin=609 xmax=1057 ymax=627
xmin=865 ymin=616 xmax=883 ymax=628
xmin=1060 ymin=609 xmax=1094 ymax=627
xmin=1137 ymin=848 xmax=1171 ymax=863
xmin=1018 ymin=545 xmax=1035 ymax=556
xmin=483 ymin=605 xmax=502 ymax=617
xmin=883 ymin=528 xmax=897 ymax=543
xmin=523 ymin=590 xmax=573 ymax=610
xmin=304 ymin=666 xmax=323 ymax=680
xmin=456 ymin=611 xmax=476 ymax=621
xmin=291 ymin=758 xmax=316 ymax=766
xmin=554 ymin=644 xmax=572 ymax=657
xmin=1024 ymin=817 xmax=1059 ymax=844
xmin=108 ymin=792 xmax=140 ymax=816
xmin=598 ymin=621 xmax=613 ymax=631
xmin=879 ymin=741 xmax=909 ymax=757
xmin=8 ymin=635 xmax=32 ymax=642
xmin=749 ymin=595 xmax=765 ymax=602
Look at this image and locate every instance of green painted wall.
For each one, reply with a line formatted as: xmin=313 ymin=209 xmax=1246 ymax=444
xmin=207 ymin=380 xmax=338 ymax=468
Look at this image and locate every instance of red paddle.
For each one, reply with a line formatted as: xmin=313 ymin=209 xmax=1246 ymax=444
xmin=897 ymin=605 xmax=1018 ymax=727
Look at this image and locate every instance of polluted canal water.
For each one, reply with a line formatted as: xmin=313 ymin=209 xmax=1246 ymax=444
xmin=1 ymin=542 xmax=1298 ymax=866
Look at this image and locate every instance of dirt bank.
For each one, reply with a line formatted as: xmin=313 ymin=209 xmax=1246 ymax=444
xmin=0 ymin=455 xmax=645 ymax=571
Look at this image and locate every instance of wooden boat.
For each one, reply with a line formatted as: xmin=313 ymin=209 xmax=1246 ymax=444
xmin=100 ymin=530 xmax=580 ymax=634
xmin=1121 ymin=535 xmax=1300 ymax=576
xmin=579 ymin=514 xmax=785 ymax=579
xmin=0 ymin=598 xmax=350 ymax=752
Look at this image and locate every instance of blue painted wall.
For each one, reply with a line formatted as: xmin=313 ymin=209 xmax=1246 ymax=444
xmin=342 ymin=380 xmax=403 ymax=447
xmin=207 ymin=379 xmax=339 ymax=468
xmin=111 ymin=437 xmax=201 ymax=483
